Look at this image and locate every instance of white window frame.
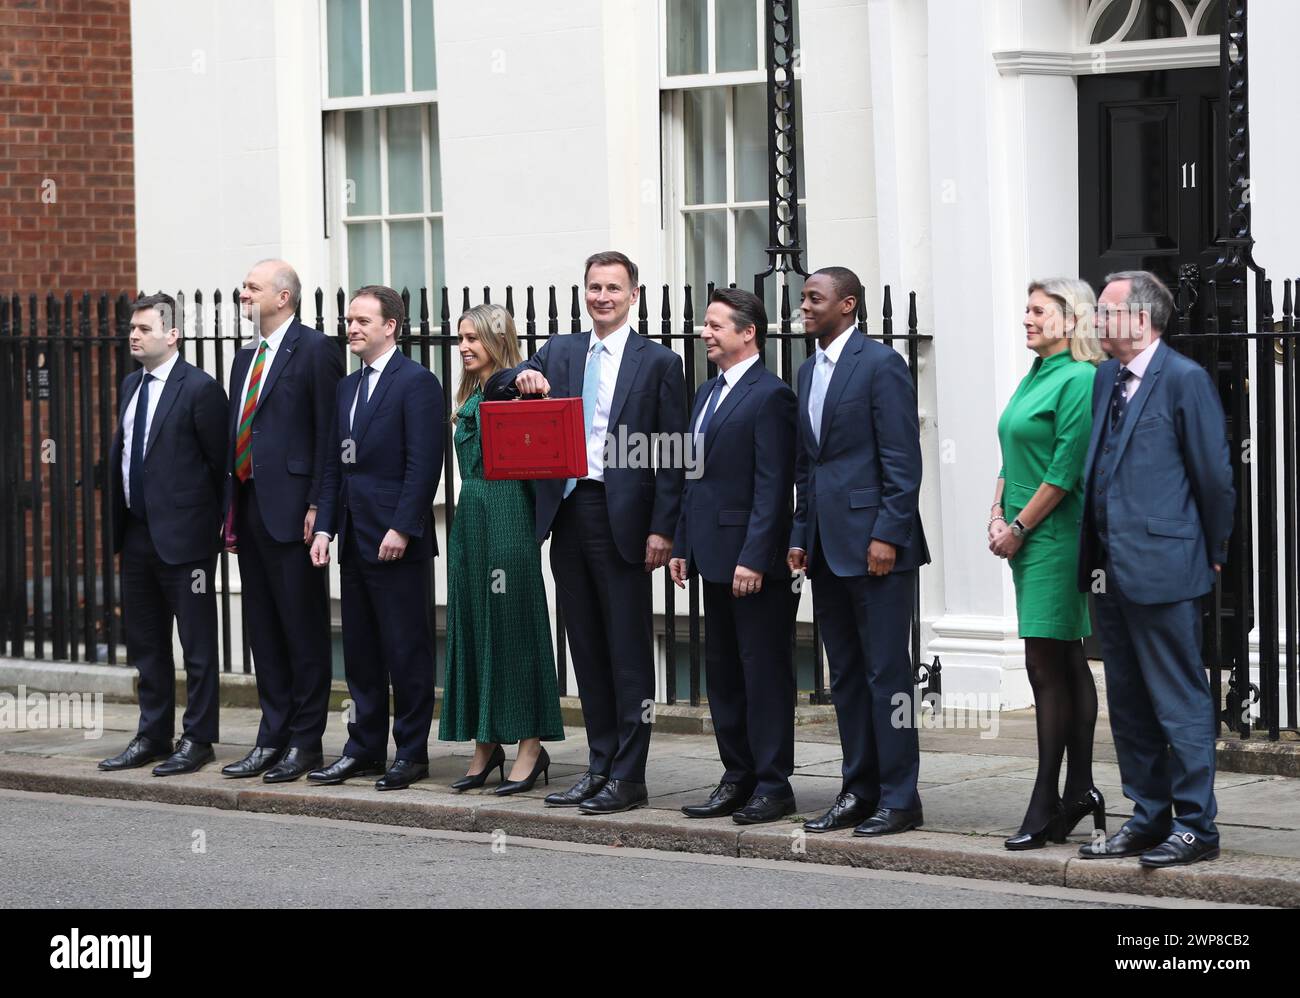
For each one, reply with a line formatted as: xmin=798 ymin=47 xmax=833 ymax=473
xmin=659 ymin=0 xmax=805 ymax=321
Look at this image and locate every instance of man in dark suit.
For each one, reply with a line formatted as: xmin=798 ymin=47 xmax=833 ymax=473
xmin=221 ymin=260 xmax=344 ymax=783
xmin=99 ymin=293 xmax=228 ymax=776
xmin=1076 ymin=270 xmax=1234 ymax=867
xmin=670 ymin=288 xmax=798 ymax=824
xmin=502 ymin=250 xmax=687 ymax=814
xmin=308 ymin=285 xmax=444 ymax=790
xmin=787 ymin=266 xmax=930 ymax=837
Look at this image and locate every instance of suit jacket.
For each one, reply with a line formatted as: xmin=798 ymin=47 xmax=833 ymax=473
xmin=1077 ymin=341 xmax=1235 ymax=604
xmin=790 ymin=329 xmax=930 ymax=577
xmin=225 ymin=319 xmax=345 ymax=543
xmin=110 ymin=357 xmax=229 ymax=565
xmin=502 ymin=329 xmax=687 ymax=565
xmin=672 ymin=360 xmax=796 ymax=583
xmin=315 ymin=350 xmax=445 ymax=565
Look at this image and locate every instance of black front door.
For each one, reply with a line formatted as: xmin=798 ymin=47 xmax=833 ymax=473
xmin=1078 ymin=67 xmax=1224 ymax=294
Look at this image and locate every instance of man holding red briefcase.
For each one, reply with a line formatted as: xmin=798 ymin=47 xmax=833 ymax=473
xmin=501 ymin=250 xmax=687 ymax=814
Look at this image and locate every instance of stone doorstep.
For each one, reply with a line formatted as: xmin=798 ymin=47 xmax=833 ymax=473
xmin=0 ymin=754 xmax=1295 ymax=907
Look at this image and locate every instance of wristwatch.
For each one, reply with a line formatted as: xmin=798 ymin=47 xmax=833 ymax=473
xmin=1010 ymin=518 xmax=1030 ymax=538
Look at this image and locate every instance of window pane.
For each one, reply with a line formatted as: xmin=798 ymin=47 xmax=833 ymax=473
xmin=326 ymin=0 xmax=362 ymax=98
xmin=429 ymin=106 xmax=443 ymax=212
xmin=684 ymin=210 xmax=727 ymax=313
xmin=735 ymin=206 xmax=771 ymax=316
xmin=683 ymin=87 xmax=726 ymax=205
xmin=344 ymin=109 xmax=381 ymax=216
xmin=387 ymin=105 xmax=424 ymax=214
xmin=411 ymin=0 xmax=437 ymax=90
xmin=431 ymin=218 xmax=445 ymax=292
xmin=369 ymin=0 xmax=405 ymax=95
xmin=666 ymin=0 xmax=707 ymax=75
xmin=715 ymin=0 xmax=758 ymax=72
xmin=734 ymin=84 xmax=766 ymax=203
xmin=347 ymin=221 xmax=383 ymax=290
xmin=390 ymin=220 xmax=425 ymax=299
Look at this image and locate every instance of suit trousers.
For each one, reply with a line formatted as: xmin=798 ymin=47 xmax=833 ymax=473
xmin=339 ymin=519 xmax=437 ymax=762
xmin=1094 ymin=572 xmax=1219 ymax=844
xmin=122 ymin=516 xmax=219 ymax=744
xmin=809 ymin=552 xmax=921 ymax=809
xmin=702 ymin=576 xmax=797 ymax=798
xmin=235 ymin=480 xmax=332 ymax=751
xmin=549 ymin=483 xmax=655 ymax=782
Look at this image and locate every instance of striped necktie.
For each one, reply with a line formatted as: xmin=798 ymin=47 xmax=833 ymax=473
xmin=234 ymin=341 xmax=268 ymax=482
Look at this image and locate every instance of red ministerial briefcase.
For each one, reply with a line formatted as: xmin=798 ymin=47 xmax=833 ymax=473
xmin=479 ymin=397 xmax=588 ymax=481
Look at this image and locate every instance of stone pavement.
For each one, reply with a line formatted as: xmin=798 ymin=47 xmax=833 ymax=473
xmin=0 ymin=698 xmax=1297 ymax=906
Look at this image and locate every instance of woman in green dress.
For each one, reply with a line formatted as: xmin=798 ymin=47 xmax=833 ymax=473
xmin=440 ymin=304 xmax=564 ymax=794
xmin=990 ymin=278 xmax=1105 ymax=850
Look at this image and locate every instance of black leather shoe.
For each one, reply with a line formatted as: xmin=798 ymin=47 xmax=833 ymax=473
xmin=307 ymin=755 xmax=387 ymax=786
xmin=577 ymin=779 xmax=648 ymax=814
xmin=803 ymin=792 xmax=876 ymax=833
xmin=263 ymin=748 xmax=323 ymax=784
xmin=681 ymin=781 xmax=753 ymax=818
xmin=221 ymin=746 xmax=285 ymax=778
xmin=1139 ymin=832 xmax=1220 ymax=868
xmin=98 ymin=735 xmax=172 ymax=772
xmin=732 ymin=794 xmax=797 ymax=825
xmin=544 ymin=771 xmax=608 ymax=808
xmin=495 ymin=747 xmax=550 ymax=796
xmin=451 ymin=744 xmax=505 ymax=791
xmin=853 ymin=807 xmax=923 ymax=836
xmin=152 ymin=738 xmax=214 ymax=777
xmin=1053 ymin=786 xmax=1107 ymax=841
xmin=376 ymin=759 xmax=429 ymax=791
xmin=1077 ymin=824 xmax=1168 ymax=860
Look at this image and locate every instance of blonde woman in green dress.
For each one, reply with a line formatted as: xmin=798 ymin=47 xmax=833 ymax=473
xmin=990 ymin=279 xmax=1105 ymax=850
xmin=441 ymin=304 xmax=564 ymax=794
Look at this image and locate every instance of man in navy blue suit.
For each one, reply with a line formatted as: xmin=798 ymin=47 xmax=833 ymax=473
xmin=502 ymin=251 xmax=687 ymax=814
xmin=670 ymin=288 xmax=798 ymax=824
xmin=1077 ymin=270 xmax=1234 ymax=867
xmin=99 ymin=293 xmax=228 ymax=777
xmin=221 ymin=260 xmax=344 ymax=783
xmin=308 ymin=285 xmax=444 ymax=791
xmin=787 ymin=266 xmax=930 ymax=837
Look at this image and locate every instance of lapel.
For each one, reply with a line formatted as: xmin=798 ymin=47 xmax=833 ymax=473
xmin=606 ymin=331 xmax=644 ymax=429
xmin=704 ymin=361 xmax=761 ymax=459
xmin=254 ymin=320 xmax=301 ymax=414
xmin=1109 ymin=340 xmax=1168 ymax=469
xmin=145 ymin=358 xmax=186 ymax=458
xmin=1082 ymin=357 xmax=1116 ymax=481
xmin=567 ymin=331 xmax=592 ymax=400
xmin=351 ymin=349 xmax=404 ymax=447
xmin=689 ymin=375 xmax=714 ymax=435
xmin=112 ymin=368 xmax=141 ymax=461
xmin=798 ymin=355 xmax=816 ymax=449
xmin=816 ymin=329 xmax=863 ymax=454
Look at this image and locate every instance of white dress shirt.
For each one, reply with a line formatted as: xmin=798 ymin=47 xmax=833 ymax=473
xmin=121 ymin=350 xmax=181 ymax=509
xmin=1119 ymin=337 xmax=1161 ymax=399
xmin=237 ymin=314 xmax=293 ymax=413
xmin=584 ymin=324 xmax=632 ymax=484
xmin=350 ymin=343 xmax=398 ymax=430
xmin=694 ymin=351 xmax=761 ymax=440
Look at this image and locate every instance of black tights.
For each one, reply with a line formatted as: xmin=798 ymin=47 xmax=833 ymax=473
xmin=1019 ymin=637 xmax=1098 ymax=834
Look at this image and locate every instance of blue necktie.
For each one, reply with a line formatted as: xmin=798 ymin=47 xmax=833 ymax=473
xmin=352 ymin=366 xmax=374 ymax=431
xmin=808 ymin=352 xmax=832 ymax=444
xmin=564 ymin=340 xmax=604 ymax=498
xmin=129 ymin=372 xmax=153 ymax=514
xmin=1109 ymin=366 xmax=1133 ymax=432
xmin=695 ymin=376 xmax=725 ymax=444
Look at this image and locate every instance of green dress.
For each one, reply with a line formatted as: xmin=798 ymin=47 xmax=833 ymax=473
xmin=439 ymin=388 xmax=565 ymax=743
xmin=996 ymin=350 xmax=1097 ymax=641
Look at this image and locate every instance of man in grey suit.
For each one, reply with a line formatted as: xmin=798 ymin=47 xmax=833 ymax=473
xmin=1077 ymin=270 xmax=1235 ymax=867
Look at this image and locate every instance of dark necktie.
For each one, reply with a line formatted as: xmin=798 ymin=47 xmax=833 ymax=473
xmin=696 ymin=376 xmax=726 ymax=441
xmin=352 ymin=366 xmax=374 ymax=430
xmin=1109 ymin=367 xmax=1133 ymax=432
xmin=129 ymin=372 xmax=154 ymax=514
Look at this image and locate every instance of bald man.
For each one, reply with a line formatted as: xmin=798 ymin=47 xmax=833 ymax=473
xmin=221 ymin=259 xmax=344 ymax=783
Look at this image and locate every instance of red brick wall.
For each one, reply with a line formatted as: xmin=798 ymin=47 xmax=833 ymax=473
xmin=0 ymin=0 xmax=136 ymax=296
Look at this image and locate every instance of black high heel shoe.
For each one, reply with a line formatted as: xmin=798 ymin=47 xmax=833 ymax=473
xmin=1049 ymin=787 xmax=1106 ymax=842
xmin=1004 ymin=805 xmax=1062 ymax=851
xmin=495 ymin=747 xmax=550 ymax=796
xmin=450 ymin=744 xmax=505 ymax=791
